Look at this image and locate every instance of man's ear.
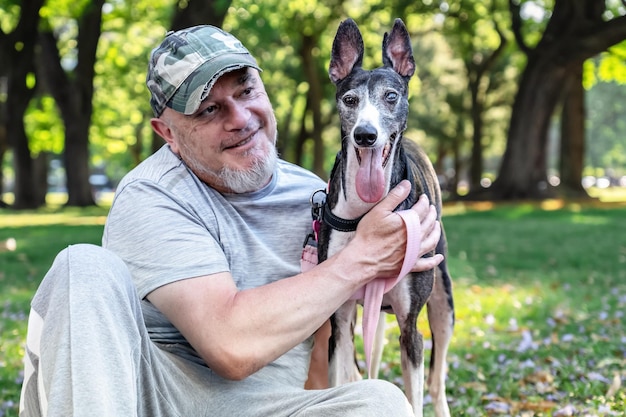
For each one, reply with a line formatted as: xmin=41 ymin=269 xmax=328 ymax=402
xmin=151 ymin=117 xmax=179 ymax=153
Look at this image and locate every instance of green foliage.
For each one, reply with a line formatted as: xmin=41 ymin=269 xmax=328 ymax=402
xmin=2 ymin=0 xmax=626 ymax=190
xmin=89 ymin=0 xmax=174 ymax=176
xmin=224 ymin=0 xmax=346 ymax=170
xmin=585 ymin=41 xmax=626 ymax=88
xmin=403 ymin=0 xmax=521 ymax=170
xmin=0 ymin=0 xmax=21 ymax=33
xmin=586 ymin=80 xmax=626 ymax=176
xmin=24 ymin=96 xmax=64 ymax=155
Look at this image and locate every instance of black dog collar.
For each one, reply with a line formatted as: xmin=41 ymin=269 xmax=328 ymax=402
xmin=309 ymin=188 xmax=363 ymax=233
xmin=321 ymin=202 xmax=363 ymax=232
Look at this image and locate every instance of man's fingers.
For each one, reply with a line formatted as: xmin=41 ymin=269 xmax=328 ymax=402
xmin=412 ymin=253 xmax=444 ymax=273
xmin=412 ymin=194 xmax=430 ymax=218
xmin=421 ymin=205 xmax=438 ymax=233
xmin=419 ymin=220 xmax=441 ymax=256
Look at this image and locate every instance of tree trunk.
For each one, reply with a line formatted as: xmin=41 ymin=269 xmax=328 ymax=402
xmin=466 ymin=21 xmax=507 ymax=193
xmin=489 ymin=52 xmax=568 ymax=199
xmin=558 ymin=65 xmax=589 ymax=198
xmin=33 ymin=152 xmax=49 ymax=203
xmin=295 ymin=97 xmax=309 ymax=169
xmin=0 ymin=125 xmax=5 ymax=198
xmin=275 ymin=89 xmax=298 ymax=163
xmin=38 ymin=0 xmax=105 ymax=207
xmin=300 ymin=34 xmax=326 ymax=178
xmin=170 ymin=0 xmax=229 ymax=30
xmin=7 ymin=82 xmax=40 ymax=208
xmin=64 ymin=116 xmax=95 ymax=206
xmin=0 ymin=0 xmax=46 ymax=209
xmin=468 ymin=77 xmax=484 ymax=190
xmin=481 ymin=0 xmax=626 ymax=201
xmin=0 ymin=94 xmax=6 ymax=200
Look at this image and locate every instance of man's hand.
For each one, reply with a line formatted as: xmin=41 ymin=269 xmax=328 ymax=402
xmin=348 ymin=181 xmax=416 ymax=279
xmin=346 ymin=180 xmax=444 ymax=282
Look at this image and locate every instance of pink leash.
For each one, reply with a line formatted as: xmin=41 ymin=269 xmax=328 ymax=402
xmin=350 ymin=209 xmax=422 ymax=378
xmin=300 ymin=209 xmax=422 ymax=378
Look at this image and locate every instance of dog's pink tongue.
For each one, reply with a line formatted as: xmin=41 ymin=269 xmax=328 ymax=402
xmin=356 ymin=148 xmax=385 ymax=203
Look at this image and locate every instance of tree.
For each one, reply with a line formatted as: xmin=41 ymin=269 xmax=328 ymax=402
xmin=481 ymin=0 xmax=626 ymax=200
xmin=170 ymin=0 xmax=230 ymax=29
xmin=583 ymin=35 xmax=626 ymax=181
xmin=559 ymin=64 xmax=586 ymax=197
xmin=31 ymin=0 xmax=226 ymax=208
xmin=585 ymin=79 xmax=626 ymax=177
xmin=440 ymin=0 xmax=511 ymax=192
xmin=408 ymin=27 xmax=469 ymax=196
xmin=0 ymin=0 xmax=46 ymax=208
xmin=225 ymin=0 xmax=344 ymax=178
xmin=38 ymin=0 xmax=105 ymax=207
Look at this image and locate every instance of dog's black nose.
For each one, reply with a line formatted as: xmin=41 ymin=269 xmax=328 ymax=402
xmin=354 ymin=124 xmax=378 ymax=147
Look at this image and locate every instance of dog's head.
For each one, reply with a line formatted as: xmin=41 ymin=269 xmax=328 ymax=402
xmin=329 ymin=18 xmax=415 ymax=204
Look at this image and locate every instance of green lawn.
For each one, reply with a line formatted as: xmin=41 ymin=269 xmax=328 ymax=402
xmin=1 ymin=198 xmax=625 ymax=416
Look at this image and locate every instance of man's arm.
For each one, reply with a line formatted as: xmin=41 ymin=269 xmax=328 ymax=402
xmin=147 ymin=181 xmax=441 ymax=380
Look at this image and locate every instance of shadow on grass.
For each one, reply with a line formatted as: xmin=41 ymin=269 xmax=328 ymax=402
xmin=369 ymin=204 xmax=626 ymax=416
xmin=1 ymin=203 xmax=625 ymax=415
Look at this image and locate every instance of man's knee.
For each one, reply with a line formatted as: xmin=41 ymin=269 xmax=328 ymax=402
xmin=64 ymin=243 xmax=130 ymax=282
xmin=34 ymin=244 xmax=135 ymax=311
xmin=46 ymin=243 xmax=130 ymax=287
xmin=353 ymin=379 xmax=414 ymax=416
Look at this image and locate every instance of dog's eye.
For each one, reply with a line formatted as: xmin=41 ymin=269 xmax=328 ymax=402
xmin=342 ymin=95 xmax=358 ymax=107
xmin=385 ymin=91 xmax=398 ymax=103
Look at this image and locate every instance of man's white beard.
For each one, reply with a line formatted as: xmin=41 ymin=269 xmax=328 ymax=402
xmin=187 ymin=146 xmax=278 ymax=193
xmin=218 ymin=146 xmax=278 ymax=193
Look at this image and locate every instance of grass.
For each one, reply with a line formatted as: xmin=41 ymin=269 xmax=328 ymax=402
xmin=0 ymin=205 xmax=108 ymax=416
xmin=376 ymin=201 xmax=626 ymax=416
xmin=1 ymin=195 xmax=625 ymax=416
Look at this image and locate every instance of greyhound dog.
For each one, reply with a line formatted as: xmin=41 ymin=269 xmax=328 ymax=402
xmin=315 ymin=18 xmax=455 ymax=417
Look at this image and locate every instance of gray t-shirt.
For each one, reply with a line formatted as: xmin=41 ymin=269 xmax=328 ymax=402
xmin=102 ymin=145 xmax=325 ymax=385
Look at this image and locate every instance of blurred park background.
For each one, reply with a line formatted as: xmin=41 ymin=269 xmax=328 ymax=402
xmin=1 ymin=0 xmax=626 ymax=416
xmin=1 ymin=0 xmax=625 ymax=207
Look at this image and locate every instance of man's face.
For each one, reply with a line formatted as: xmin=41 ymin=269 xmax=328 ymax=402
xmin=156 ymin=68 xmax=278 ymax=193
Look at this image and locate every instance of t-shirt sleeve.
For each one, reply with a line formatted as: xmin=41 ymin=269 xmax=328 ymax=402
xmin=103 ymin=179 xmax=229 ymax=299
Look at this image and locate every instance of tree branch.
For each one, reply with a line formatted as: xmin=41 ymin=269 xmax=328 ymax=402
xmin=37 ymin=31 xmax=72 ymax=120
xmin=75 ymin=0 xmax=104 ymax=110
xmin=508 ymin=0 xmax=531 ymax=55
xmin=574 ymin=15 xmax=626 ymax=62
xmin=484 ymin=18 xmax=508 ymax=74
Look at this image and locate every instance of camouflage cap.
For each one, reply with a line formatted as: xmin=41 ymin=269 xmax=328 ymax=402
xmin=147 ymin=25 xmax=261 ymax=116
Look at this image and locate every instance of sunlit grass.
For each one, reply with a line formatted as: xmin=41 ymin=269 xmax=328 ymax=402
xmin=1 ymin=193 xmax=625 ymax=416
xmin=587 ymin=186 xmax=626 ymax=203
xmin=358 ymin=202 xmax=626 ymax=416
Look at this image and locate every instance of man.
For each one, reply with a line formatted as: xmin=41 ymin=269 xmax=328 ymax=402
xmin=19 ymin=25 xmax=443 ymax=416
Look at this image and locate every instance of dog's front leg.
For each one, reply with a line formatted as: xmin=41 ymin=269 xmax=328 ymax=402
xmin=388 ymin=277 xmax=429 ymax=417
xmin=401 ymin=325 xmax=425 ymax=417
xmin=328 ymin=299 xmax=361 ymax=386
xmin=426 ymin=267 xmax=453 ymax=417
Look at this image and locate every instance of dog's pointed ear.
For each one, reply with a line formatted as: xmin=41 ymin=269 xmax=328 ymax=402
xmin=382 ymin=18 xmax=415 ymax=79
xmin=329 ymin=19 xmax=364 ymax=84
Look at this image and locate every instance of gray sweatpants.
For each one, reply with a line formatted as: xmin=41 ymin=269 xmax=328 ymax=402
xmin=19 ymin=244 xmax=414 ymax=417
